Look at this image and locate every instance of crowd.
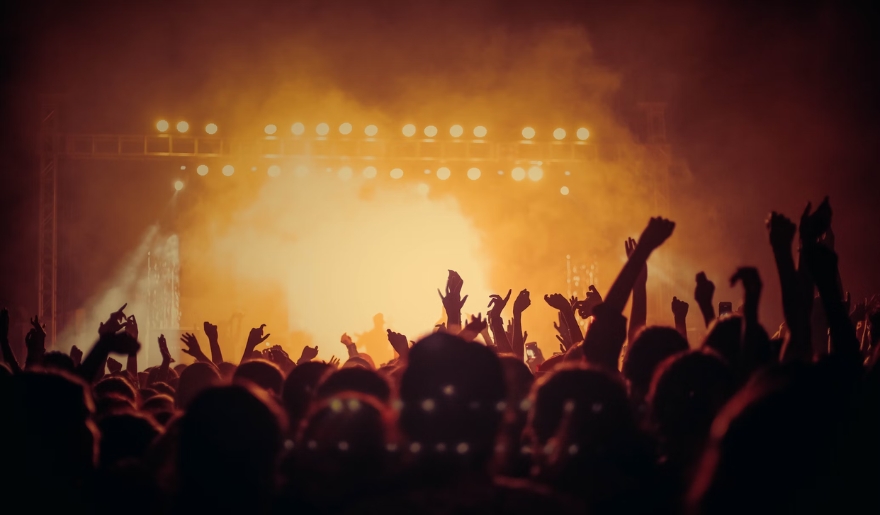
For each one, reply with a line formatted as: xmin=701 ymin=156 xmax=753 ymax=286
xmin=2 ymin=197 xmax=880 ymax=514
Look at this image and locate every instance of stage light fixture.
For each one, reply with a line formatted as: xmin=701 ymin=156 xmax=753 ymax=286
xmin=402 ymin=124 xmax=416 ymax=137
xmin=205 ymin=123 xmax=218 ymax=135
xmin=564 ymin=170 xmax=571 ymax=176
xmin=174 ymin=180 xmax=184 ymax=191
xmin=473 ymin=126 xmax=487 ymax=138
xmin=291 ymin=122 xmax=305 ymax=135
xmin=316 ymin=123 xmax=330 ymax=136
xmin=363 ymin=166 xmax=377 ymax=178
xmin=197 ymin=165 xmax=209 ymax=176
xmin=177 ymin=121 xmax=189 ymax=133
xmin=416 ymin=183 xmax=430 ymax=195
xmin=222 ymin=165 xmax=234 ymax=176
xmin=424 ymin=125 xmax=438 ymax=137
xmin=436 ymin=167 xmax=451 ymax=180
xmin=522 ymin=127 xmax=535 ymax=140
xmin=467 ymin=167 xmax=481 ymax=180
xmin=294 ymin=165 xmax=308 ymax=177
xmin=365 ymin=125 xmax=378 ymax=137
xmin=157 ymin=120 xmax=169 ymax=132
xmin=338 ymin=166 xmax=353 ymax=180
xmin=268 ymin=165 xmax=281 ymax=177
xmin=560 ymin=186 xmax=570 ymax=195
xmin=180 ymin=165 xmax=186 ymax=170
xmin=390 ymin=168 xmax=404 ymax=179
xmin=576 ymin=128 xmax=590 ymax=140
xmin=339 ymin=123 xmax=352 ymax=135
xmin=528 ymin=166 xmax=543 ymax=181
xmin=450 ymin=125 xmax=463 ymax=138
xmin=511 ymin=167 xmax=526 ymax=181
xmin=553 ymin=128 xmax=566 ymax=140
xmin=264 ymin=124 xmax=277 ymax=135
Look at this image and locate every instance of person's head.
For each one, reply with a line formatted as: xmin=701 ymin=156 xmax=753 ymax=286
xmin=499 ymin=355 xmax=535 ymax=409
xmin=315 ymin=367 xmax=391 ymax=405
xmin=234 ymin=359 xmax=283 ymax=394
xmin=151 ymin=381 xmax=175 ymax=397
xmin=42 ymin=351 xmax=75 ymax=372
xmin=282 ymin=361 xmax=331 ymax=432
xmin=97 ymin=412 xmax=162 ymax=469
xmin=622 ymin=326 xmax=689 ymax=401
xmin=218 ymin=361 xmax=237 ymax=379
xmin=291 ymin=393 xmax=393 ymax=507
xmin=142 ymin=393 xmax=176 ymax=426
xmin=94 ymin=376 xmax=138 ymax=405
xmin=178 ymin=384 xmax=285 ymax=510
xmin=173 ymin=363 xmax=188 ymax=375
xmin=343 ymin=355 xmax=375 ymax=370
xmin=647 ymin=350 xmax=736 ymax=466
xmin=701 ymin=316 xmax=743 ymax=367
xmin=399 ymin=332 xmax=506 ymax=471
xmin=175 ymin=362 xmax=220 ymax=410
xmin=6 ymin=371 xmax=97 ymax=506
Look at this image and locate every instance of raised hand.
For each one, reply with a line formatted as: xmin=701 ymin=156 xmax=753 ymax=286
xmin=124 ymin=314 xmax=139 ymax=340
xmin=694 ymin=272 xmax=716 ymax=327
xmin=298 ymin=345 xmax=319 ymax=364
xmin=513 ymin=289 xmax=531 ymax=314
xmin=26 ymin=316 xmax=46 ymax=353
xmin=438 ymin=270 xmax=468 ymax=325
xmin=799 ymin=197 xmax=832 ymax=245
xmin=327 ymin=355 xmax=340 ymax=368
xmin=180 ymin=332 xmax=208 ymax=362
xmin=204 ymin=321 xmax=219 ymax=342
xmin=98 ymin=303 xmax=128 ymax=336
xmin=341 ymin=333 xmax=355 ymax=347
xmin=576 ymin=285 xmax=603 ymax=319
xmin=246 ymin=324 xmax=271 ymax=350
xmin=636 ymin=217 xmax=676 ymax=254
xmin=107 ymin=357 xmax=123 ymax=374
xmin=544 ymin=293 xmax=571 ymax=312
xmin=70 ymin=345 xmax=83 ymax=367
xmin=488 ymin=289 xmax=513 ymax=319
xmin=463 ymin=313 xmax=487 ymax=334
xmin=554 ymin=312 xmax=574 ymax=351
xmin=158 ymin=334 xmax=174 ymax=364
xmin=386 ymin=329 xmax=411 ymax=357
xmin=100 ymin=331 xmax=140 ymax=355
xmin=766 ymin=211 xmax=797 ymax=250
xmin=731 ymin=267 xmax=763 ymax=304
xmin=672 ymin=297 xmax=689 ymax=319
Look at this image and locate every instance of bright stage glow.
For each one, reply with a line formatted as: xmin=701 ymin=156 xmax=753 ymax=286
xmin=157 ymin=120 xmax=169 ymax=132
xmin=180 ymin=165 xmax=186 ymax=170
xmin=522 ymin=127 xmax=536 ymax=140
xmin=174 ymin=180 xmax=184 ymax=191
xmin=511 ymin=167 xmax=526 ymax=181
xmin=177 ymin=121 xmax=189 ymax=133
xmin=424 ymin=125 xmax=438 ymax=138
xmin=577 ymin=128 xmax=590 ymax=140
xmin=437 ymin=167 xmax=451 ymax=180
xmin=528 ymin=166 xmax=544 ymax=181
xmin=365 ymin=125 xmax=378 ymax=137
xmin=467 ymin=168 xmax=481 ymax=180
xmin=416 ymin=183 xmax=430 ymax=195
xmin=268 ymin=165 xmax=281 ymax=177
xmin=264 ymin=124 xmax=277 ymax=135
xmin=222 ymin=165 xmax=235 ymax=176
xmin=553 ymin=128 xmax=566 ymax=140
xmin=390 ymin=168 xmax=404 ymax=179
xmin=316 ymin=123 xmax=330 ymax=136
xmin=339 ymin=123 xmax=352 ymax=135
xmin=560 ymin=186 xmax=570 ymax=195
xmin=197 ymin=165 xmax=209 ymax=176
xmin=205 ymin=123 xmax=218 ymax=135
xmin=362 ymin=166 xmax=377 ymax=178
xmin=450 ymin=125 xmax=463 ymax=138
xmin=338 ymin=166 xmax=353 ymax=180
xmin=294 ymin=165 xmax=308 ymax=177
xmin=424 ymin=169 xmax=431 ymax=175
xmin=291 ymin=123 xmax=305 ymax=135
xmin=402 ymin=124 xmax=416 ymax=137
xmin=473 ymin=126 xmax=487 ymax=138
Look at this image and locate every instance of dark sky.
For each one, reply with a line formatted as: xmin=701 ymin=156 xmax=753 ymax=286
xmin=1 ymin=0 xmax=879 ymax=320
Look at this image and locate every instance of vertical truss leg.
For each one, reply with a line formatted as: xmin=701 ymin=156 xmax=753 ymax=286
xmin=38 ymin=99 xmax=59 ymax=347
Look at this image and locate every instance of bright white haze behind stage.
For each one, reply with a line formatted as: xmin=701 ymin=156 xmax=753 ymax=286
xmin=210 ymin=167 xmax=492 ymax=364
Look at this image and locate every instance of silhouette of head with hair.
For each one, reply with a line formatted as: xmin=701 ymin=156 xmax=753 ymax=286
xmin=97 ymin=411 xmax=162 ymax=468
xmin=234 ymin=359 xmax=283 ymax=394
xmin=42 ymin=350 xmax=75 ymax=372
xmin=702 ymin=316 xmax=743 ymax=367
xmin=315 ymin=366 xmax=391 ymax=404
xmin=282 ymin=361 xmax=331 ymax=433
xmin=175 ymin=361 xmax=220 ymax=409
xmin=623 ymin=326 xmax=690 ymax=403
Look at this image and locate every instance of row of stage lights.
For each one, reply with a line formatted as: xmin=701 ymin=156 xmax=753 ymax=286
xmin=156 ymin=120 xmax=591 ymax=141
xmin=175 ymin=164 xmax=573 ymax=196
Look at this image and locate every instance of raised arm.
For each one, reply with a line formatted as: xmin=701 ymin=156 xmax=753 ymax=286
xmin=488 ymin=290 xmax=513 ymax=353
xmin=604 ymin=218 xmax=676 ymax=314
xmin=386 ymin=329 xmax=411 ymax=360
xmin=731 ymin=267 xmax=770 ymax=372
xmin=204 ymin=321 xmax=223 ymax=364
xmin=694 ymin=272 xmax=716 ymax=328
xmin=803 ymin=243 xmax=858 ymax=356
xmin=625 ymin=238 xmax=648 ymax=343
xmin=24 ymin=316 xmax=46 ymax=370
xmin=438 ymin=270 xmax=468 ymax=333
xmin=181 ymin=333 xmax=212 ymax=364
xmin=0 ymin=308 xmax=21 ymax=374
xmin=544 ymin=293 xmax=583 ymax=346
xmin=341 ymin=333 xmax=359 ymax=359
xmin=124 ymin=315 xmax=139 ymax=383
xmin=240 ymin=324 xmax=270 ymax=364
xmin=671 ymin=296 xmax=689 ymax=342
xmin=511 ymin=289 xmax=531 ymax=360
xmin=78 ymin=332 xmax=141 ymax=383
xmin=766 ymin=211 xmax=810 ymax=361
